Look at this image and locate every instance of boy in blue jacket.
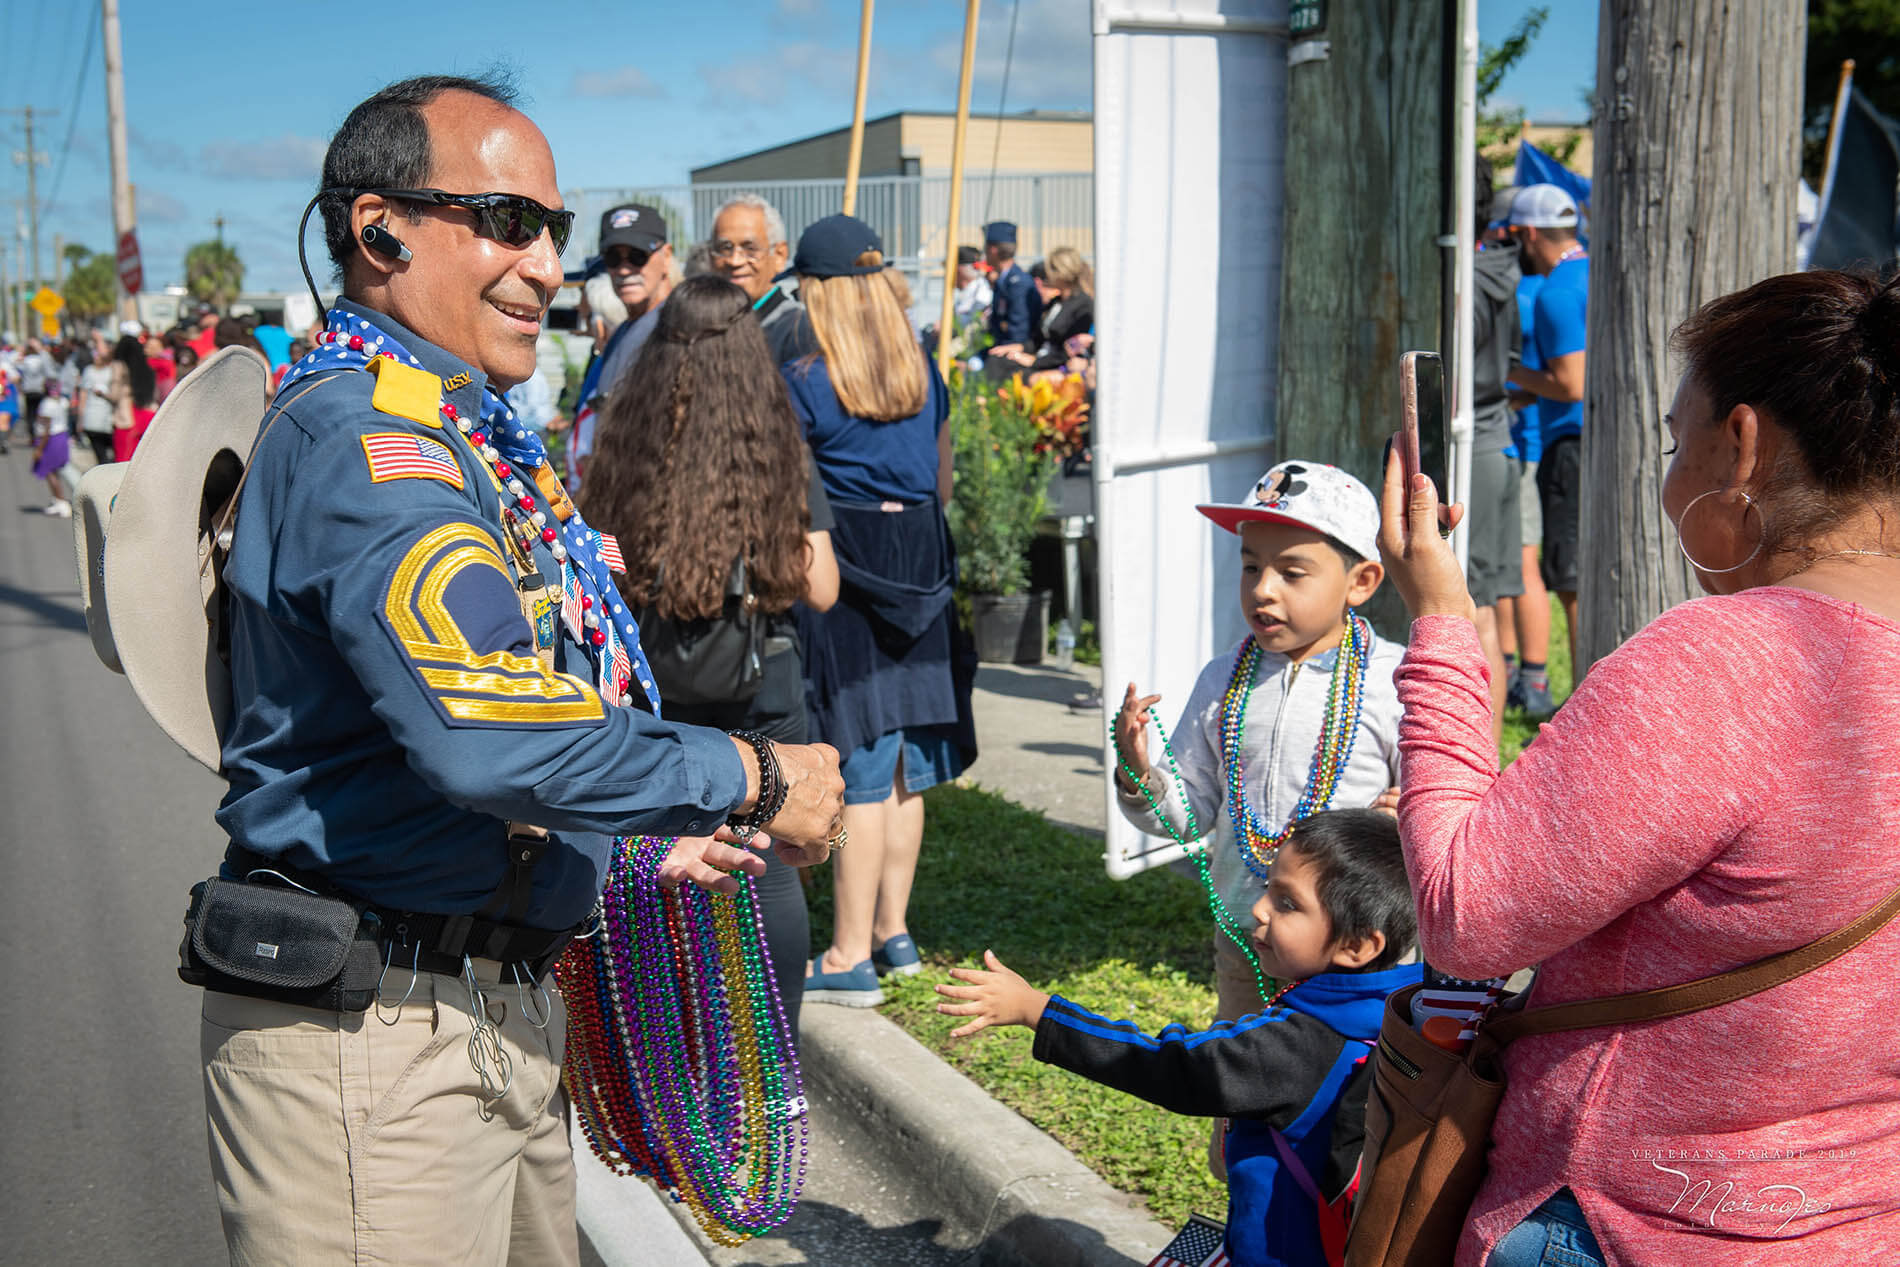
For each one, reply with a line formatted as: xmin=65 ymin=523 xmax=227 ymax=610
xmin=937 ymin=809 xmax=1421 ymax=1267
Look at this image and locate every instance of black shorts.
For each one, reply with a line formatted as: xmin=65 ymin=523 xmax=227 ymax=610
xmin=1465 ymin=447 xmax=1524 ymax=608
xmin=1536 ymin=434 xmax=1581 ymax=592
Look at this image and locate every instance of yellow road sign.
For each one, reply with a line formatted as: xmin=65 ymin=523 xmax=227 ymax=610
xmin=40 ymin=312 xmax=60 ymax=336
xmin=30 ymin=286 xmax=64 ymax=316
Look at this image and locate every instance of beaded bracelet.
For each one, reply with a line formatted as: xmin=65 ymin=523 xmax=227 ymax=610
xmin=727 ymin=729 xmax=788 ymax=837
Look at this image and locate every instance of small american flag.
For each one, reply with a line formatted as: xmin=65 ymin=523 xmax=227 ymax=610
xmin=595 ymin=531 xmax=625 ymax=574
xmin=1149 ymin=1214 xmax=1229 ymax=1267
xmin=361 ymin=432 xmax=464 ymax=488
xmin=560 ymin=564 xmax=584 ymax=642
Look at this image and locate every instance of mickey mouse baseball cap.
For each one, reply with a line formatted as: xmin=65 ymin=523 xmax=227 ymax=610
xmin=1196 ymin=460 xmax=1381 ymax=562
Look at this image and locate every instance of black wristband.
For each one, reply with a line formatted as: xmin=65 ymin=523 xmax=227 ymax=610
xmin=727 ymin=729 xmax=787 ymax=835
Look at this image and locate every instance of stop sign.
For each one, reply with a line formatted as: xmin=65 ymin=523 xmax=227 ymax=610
xmin=117 ymin=229 xmax=143 ymax=295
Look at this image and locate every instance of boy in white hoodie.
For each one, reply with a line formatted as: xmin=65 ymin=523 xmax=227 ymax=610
xmin=1113 ymin=460 xmax=1403 ymax=1020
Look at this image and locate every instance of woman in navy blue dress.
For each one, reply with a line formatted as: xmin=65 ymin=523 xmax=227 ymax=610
xmin=782 ymin=216 xmax=972 ymax=1007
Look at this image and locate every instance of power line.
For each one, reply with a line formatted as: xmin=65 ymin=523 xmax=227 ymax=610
xmin=40 ymin=5 xmax=99 ymax=224
xmin=979 ymin=0 xmax=1021 ymax=227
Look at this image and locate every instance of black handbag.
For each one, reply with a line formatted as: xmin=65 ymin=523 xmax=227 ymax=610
xmin=634 ymin=553 xmax=766 ymax=708
xmin=178 ymin=875 xmax=384 ymax=1012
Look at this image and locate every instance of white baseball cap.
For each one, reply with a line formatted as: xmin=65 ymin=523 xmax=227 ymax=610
xmin=1197 ymin=460 xmax=1381 ymax=562
xmin=1506 ymin=184 xmax=1579 ymax=229
xmin=119 ymin=319 xmax=145 ymax=338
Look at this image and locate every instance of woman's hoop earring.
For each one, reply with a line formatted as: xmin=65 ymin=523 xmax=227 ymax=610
xmin=1676 ymin=490 xmax=1765 ymax=575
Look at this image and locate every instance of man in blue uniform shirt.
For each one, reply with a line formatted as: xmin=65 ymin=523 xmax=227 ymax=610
xmin=203 ymin=73 xmax=844 ymax=1265
xmin=983 ymin=220 xmax=1042 ymax=350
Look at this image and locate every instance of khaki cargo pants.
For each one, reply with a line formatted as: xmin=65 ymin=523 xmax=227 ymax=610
xmin=201 ymin=957 xmax=577 ymax=1266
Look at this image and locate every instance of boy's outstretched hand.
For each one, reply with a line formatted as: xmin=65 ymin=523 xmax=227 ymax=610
xmin=935 ymin=950 xmax=1052 ymax=1038
xmin=1112 ymin=683 xmax=1163 ymax=791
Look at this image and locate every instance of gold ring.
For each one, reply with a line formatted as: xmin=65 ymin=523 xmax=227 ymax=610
xmin=826 ymin=826 xmax=848 ymax=850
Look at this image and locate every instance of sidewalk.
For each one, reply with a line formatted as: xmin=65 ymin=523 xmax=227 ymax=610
xmin=965 ymin=660 xmax=1106 ymax=836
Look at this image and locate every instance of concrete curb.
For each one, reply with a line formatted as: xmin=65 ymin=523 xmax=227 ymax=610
xmin=798 ymin=1003 xmax=1175 ymax=1267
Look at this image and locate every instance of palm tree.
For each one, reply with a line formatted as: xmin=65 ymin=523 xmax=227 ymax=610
xmin=184 ymin=240 xmax=245 ymax=311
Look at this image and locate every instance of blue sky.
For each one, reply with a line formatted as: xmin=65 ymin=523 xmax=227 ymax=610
xmin=3 ymin=0 xmax=1594 ymax=296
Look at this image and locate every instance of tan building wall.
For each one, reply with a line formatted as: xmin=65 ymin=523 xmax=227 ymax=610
xmin=1484 ymin=121 xmax=1593 ymax=182
xmin=691 ymin=112 xmax=1092 ymax=183
xmin=898 ymin=114 xmax=1092 ymax=175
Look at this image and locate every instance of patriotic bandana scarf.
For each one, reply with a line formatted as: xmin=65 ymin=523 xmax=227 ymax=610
xmin=279 ymin=307 xmax=664 ymax=715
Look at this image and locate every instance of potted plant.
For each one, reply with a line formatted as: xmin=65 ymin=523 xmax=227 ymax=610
xmin=947 ymin=371 xmax=1055 ymax=663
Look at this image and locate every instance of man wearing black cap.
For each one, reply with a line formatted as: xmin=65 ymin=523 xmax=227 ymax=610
xmin=984 ymin=220 xmax=1041 ymax=351
xmin=588 ymin=202 xmax=675 ymax=407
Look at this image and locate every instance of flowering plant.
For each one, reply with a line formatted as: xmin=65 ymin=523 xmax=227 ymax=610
xmin=948 ymin=371 xmax=1054 ymax=596
xmin=998 ymin=373 xmax=1090 ymax=462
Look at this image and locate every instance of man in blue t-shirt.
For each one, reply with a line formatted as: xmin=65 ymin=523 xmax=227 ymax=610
xmin=1499 ymin=254 xmax=1555 ymax=716
xmin=1506 ymin=183 xmax=1587 ymax=673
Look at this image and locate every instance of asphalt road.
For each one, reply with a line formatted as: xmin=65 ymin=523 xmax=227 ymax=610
xmin=0 ymin=449 xmax=230 ymax=1262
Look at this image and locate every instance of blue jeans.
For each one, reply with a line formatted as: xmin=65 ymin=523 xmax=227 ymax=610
xmin=1488 ymin=1188 xmax=1606 ymax=1267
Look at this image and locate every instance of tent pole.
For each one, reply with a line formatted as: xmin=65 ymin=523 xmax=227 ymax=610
xmin=937 ymin=0 xmax=981 ymax=379
xmin=842 ymin=0 xmax=875 ymax=217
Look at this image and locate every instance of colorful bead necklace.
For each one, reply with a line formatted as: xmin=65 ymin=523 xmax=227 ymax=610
xmin=279 ymin=309 xmax=804 ymax=1243
xmin=1110 ymin=618 xmax=1372 ymax=1007
xmin=555 ymin=839 xmax=806 ymax=1245
xmin=1223 ymin=615 xmax=1371 ymax=878
xmin=1112 ymin=718 xmax=1292 ymax=1008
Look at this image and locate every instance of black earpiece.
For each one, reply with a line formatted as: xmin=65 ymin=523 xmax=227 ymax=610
xmin=361 ymin=222 xmax=412 ymax=263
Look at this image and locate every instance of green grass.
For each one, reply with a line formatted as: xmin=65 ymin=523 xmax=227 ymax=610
xmin=1499 ymin=595 xmax=1575 ymax=764
xmin=804 ymin=783 xmax=1231 ymax=1227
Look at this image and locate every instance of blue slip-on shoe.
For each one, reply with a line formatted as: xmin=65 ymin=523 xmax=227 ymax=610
xmin=872 ymin=934 xmax=923 ymax=978
xmin=805 ymin=955 xmax=885 ymax=1008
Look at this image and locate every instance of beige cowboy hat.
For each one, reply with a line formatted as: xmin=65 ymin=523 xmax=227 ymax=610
xmin=73 ymin=346 xmax=271 ymax=771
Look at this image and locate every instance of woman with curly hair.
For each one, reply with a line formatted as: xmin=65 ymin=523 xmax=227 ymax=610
xmin=782 ymin=215 xmax=975 ymax=1007
xmin=581 ymin=273 xmax=839 ymax=1030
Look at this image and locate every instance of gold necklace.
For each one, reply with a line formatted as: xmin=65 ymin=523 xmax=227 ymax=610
xmin=1779 ymin=548 xmax=1900 ymax=580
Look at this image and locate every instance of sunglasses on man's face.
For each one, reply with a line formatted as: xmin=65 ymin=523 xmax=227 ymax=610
xmin=603 ymin=245 xmax=653 ymax=272
xmin=354 ymin=187 xmax=574 ymax=255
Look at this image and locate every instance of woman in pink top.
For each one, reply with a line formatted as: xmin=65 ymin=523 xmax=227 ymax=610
xmin=1378 ymin=268 xmax=1900 ymax=1266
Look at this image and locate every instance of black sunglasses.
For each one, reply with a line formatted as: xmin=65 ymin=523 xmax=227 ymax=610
xmin=350 ymin=187 xmax=574 ymax=254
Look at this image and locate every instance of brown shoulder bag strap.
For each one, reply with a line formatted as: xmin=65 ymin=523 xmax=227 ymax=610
xmin=1485 ymin=876 xmax=1900 ymax=1045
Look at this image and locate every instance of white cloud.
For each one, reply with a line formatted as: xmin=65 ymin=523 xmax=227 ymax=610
xmin=932 ymin=0 xmax=1093 ymax=109
xmin=698 ymin=40 xmax=859 ymax=108
xmin=200 ymin=134 xmax=328 ymax=182
xmin=572 ymin=66 xmax=666 ymax=99
xmin=139 ymin=187 xmax=189 ymax=224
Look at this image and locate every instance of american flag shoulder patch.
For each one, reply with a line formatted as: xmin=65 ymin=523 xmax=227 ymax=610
xmin=361 ymin=431 xmax=465 ymax=489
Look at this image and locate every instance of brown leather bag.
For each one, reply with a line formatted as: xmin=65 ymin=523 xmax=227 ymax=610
xmin=1344 ymin=878 xmax=1900 ymax=1267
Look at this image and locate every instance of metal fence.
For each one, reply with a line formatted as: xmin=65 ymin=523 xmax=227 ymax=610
xmin=560 ymin=172 xmax=1095 ymax=285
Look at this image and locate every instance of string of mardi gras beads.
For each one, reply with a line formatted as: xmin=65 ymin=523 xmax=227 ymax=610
xmin=1111 ymin=721 xmax=1294 ymax=1009
xmin=280 ymin=310 xmax=806 ymax=1244
xmin=1224 ymin=614 xmax=1372 ymax=878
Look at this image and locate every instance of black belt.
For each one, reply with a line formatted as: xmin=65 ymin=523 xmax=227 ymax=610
xmin=225 ymin=846 xmax=583 ymax=980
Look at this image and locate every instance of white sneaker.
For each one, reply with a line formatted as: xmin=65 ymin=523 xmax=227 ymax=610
xmin=44 ymin=500 xmax=72 ymax=518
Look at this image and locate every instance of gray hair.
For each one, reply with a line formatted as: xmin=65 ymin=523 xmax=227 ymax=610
xmin=711 ymin=193 xmax=787 ymax=248
xmin=583 ymin=272 xmax=629 ymax=332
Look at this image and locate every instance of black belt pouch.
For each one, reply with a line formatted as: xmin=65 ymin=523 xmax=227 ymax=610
xmin=178 ymin=877 xmax=383 ymax=1012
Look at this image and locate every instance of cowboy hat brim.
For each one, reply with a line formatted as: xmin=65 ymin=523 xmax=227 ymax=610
xmin=73 ymin=461 xmax=129 ymax=675
xmin=103 ymin=346 xmax=270 ymax=771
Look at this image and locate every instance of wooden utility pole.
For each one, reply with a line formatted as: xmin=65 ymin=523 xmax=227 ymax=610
xmin=935 ymin=0 xmax=980 ymax=379
xmin=104 ymin=0 xmax=137 ymax=318
xmin=1578 ymin=0 xmax=1804 ymax=670
xmin=1276 ymin=1 xmax=1443 ymax=636
xmin=841 ymin=0 xmax=875 ymax=217
xmin=4 ymin=106 xmax=56 ymax=293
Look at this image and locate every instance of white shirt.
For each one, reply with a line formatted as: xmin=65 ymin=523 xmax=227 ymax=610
xmin=1117 ymin=629 xmax=1404 ymax=927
